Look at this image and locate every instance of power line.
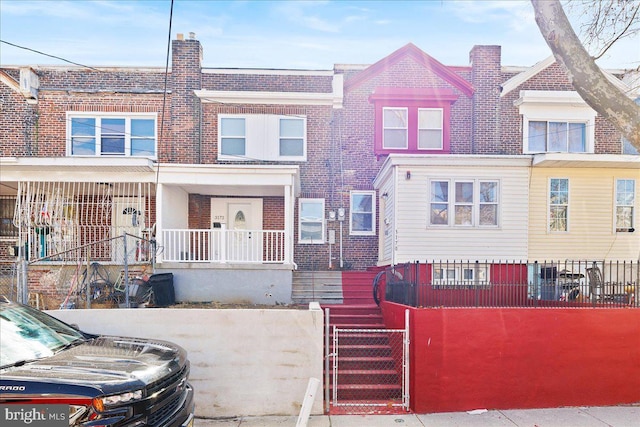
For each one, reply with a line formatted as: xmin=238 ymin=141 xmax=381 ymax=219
xmin=0 ymin=39 xmax=103 ymax=71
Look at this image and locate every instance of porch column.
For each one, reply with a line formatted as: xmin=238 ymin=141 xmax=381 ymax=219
xmin=284 ymin=183 xmax=294 ymax=264
xmin=155 ymin=183 xmax=164 ymax=263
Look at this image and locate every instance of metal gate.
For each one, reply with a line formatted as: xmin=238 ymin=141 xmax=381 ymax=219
xmin=326 ymin=310 xmax=410 ymax=413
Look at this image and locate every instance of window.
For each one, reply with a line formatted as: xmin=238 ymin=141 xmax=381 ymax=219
xmin=429 ymin=180 xmax=499 ymax=227
xmin=516 ymin=90 xmax=596 ymax=154
xmin=418 ymin=109 xmax=443 ymax=149
xmin=350 ymin=191 xmax=375 ymax=235
xmin=528 ymin=121 xmax=586 ymax=153
xmin=549 ymin=178 xmax=569 ymax=232
xmin=615 ymin=179 xmax=635 ymax=232
xmin=433 ymin=262 xmax=489 ymax=287
xmin=0 ymin=197 xmax=18 ymax=238
xmin=218 ymin=114 xmax=307 ymax=161
xmin=68 ymin=114 xmax=156 ymax=157
xmin=383 ymin=108 xmax=408 ymax=149
xmin=220 ymin=117 xmax=246 ymax=156
xmin=370 ymin=88 xmax=458 ymax=156
xmin=299 ymin=198 xmax=324 ymax=243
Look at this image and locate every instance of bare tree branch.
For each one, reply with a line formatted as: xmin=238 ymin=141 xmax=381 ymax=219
xmin=531 ymin=0 xmax=640 ymax=150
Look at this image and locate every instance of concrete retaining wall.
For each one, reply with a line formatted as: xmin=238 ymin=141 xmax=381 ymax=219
xmin=47 ymin=305 xmax=324 ymax=418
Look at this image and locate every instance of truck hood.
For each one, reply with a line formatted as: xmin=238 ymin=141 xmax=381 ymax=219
xmin=1 ymin=336 xmax=188 ymax=396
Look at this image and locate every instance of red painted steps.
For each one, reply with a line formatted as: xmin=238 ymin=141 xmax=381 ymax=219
xmin=341 ymin=271 xmax=380 ymax=305
xmin=323 ymin=303 xmax=405 ymax=413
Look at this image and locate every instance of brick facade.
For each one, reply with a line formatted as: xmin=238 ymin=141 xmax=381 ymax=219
xmin=0 ymin=37 xmax=631 ymax=280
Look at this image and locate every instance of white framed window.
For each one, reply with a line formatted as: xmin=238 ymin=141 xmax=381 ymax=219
xmin=517 ymin=90 xmax=596 ymax=154
xmin=549 ymin=178 xmax=569 ymax=232
xmin=67 ymin=113 xmax=156 ymax=157
xmin=220 ymin=117 xmax=246 ymax=156
xmin=615 ymin=179 xmax=635 ymax=232
xmin=299 ymin=198 xmax=324 ymax=243
xmin=418 ymin=108 xmax=443 ymax=150
xmin=433 ymin=262 xmax=490 ymax=287
xmin=350 ymin=191 xmax=375 ymax=236
xmin=383 ymin=107 xmax=408 ymax=149
xmin=528 ymin=121 xmax=586 ymax=153
xmin=429 ymin=179 xmax=499 ymax=227
xmin=218 ymin=114 xmax=307 ymax=161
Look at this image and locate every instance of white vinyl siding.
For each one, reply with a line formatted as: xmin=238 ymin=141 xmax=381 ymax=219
xmin=378 ymin=161 xmax=529 ymax=262
xmin=219 ymin=114 xmax=307 ymax=161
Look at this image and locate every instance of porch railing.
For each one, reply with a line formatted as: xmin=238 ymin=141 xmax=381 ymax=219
xmin=381 ymin=260 xmax=639 ymax=308
xmin=161 ymin=229 xmax=286 ymax=263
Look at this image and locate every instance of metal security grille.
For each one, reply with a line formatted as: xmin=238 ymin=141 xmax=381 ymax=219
xmin=330 ymin=311 xmax=409 ymax=414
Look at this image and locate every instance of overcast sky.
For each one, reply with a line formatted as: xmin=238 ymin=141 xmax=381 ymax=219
xmin=1 ymin=0 xmax=638 ymax=70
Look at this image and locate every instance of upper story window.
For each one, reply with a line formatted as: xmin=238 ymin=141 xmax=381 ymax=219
xmin=516 ymin=91 xmax=596 ymax=154
xmin=299 ymin=198 xmax=324 ymax=244
xmin=528 ymin=121 xmax=586 ymax=153
xmin=429 ymin=179 xmax=499 ymax=227
xmin=615 ymin=179 xmax=635 ymax=232
xmin=549 ymin=178 xmax=569 ymax=232
xmin=370 ymin=88 xmax=458 ymax=157
xmin=219 ymin=114 xmax=307 ymax=161
xmin=350 ymin=191 xmax=375 ymax=236
xmin=67 ymin=113 xmax=156 ymax=157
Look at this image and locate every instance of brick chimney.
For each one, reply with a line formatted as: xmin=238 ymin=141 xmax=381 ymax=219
xmin=469 ymin=45 xmax=501 ymax=154
xmin=169 ymin=33 xmax=203 ymax=163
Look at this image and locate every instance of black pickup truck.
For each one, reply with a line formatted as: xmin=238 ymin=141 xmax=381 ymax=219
xmin=0 ymin=298 xmax=194 ymax=426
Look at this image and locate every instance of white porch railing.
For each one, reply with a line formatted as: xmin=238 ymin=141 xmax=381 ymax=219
xmin=161 ymin=229 xmax=287 ymax=263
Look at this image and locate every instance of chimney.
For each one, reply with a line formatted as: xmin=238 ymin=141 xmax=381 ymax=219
xmin=469 ymin=45 xmax=501 ymax=154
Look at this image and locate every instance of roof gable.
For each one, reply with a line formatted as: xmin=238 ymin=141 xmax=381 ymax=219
xmin=344 ymin=43 xmax=475 ymax=97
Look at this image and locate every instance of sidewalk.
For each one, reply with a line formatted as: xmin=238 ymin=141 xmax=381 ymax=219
xmin=194 ymin=405 xmax=640 ymax=426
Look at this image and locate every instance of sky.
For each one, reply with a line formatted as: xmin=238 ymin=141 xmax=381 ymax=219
xmin=1 ymin=0 xmax=638 ymax=71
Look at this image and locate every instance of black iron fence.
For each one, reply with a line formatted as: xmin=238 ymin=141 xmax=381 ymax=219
xmin=381 ymin=260 xmax=639 ymax=308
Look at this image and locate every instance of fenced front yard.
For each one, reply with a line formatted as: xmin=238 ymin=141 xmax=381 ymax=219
xmin=379 ymin=260 xmax=639 ymax=308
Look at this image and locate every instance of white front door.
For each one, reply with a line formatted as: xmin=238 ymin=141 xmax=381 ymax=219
xmin=112 ymin=197 xmax=145 ymax=263
xmin=211 ymin=198 xmax=263 ymax=262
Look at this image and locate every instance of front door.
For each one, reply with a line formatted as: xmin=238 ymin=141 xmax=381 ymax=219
xmin=112 ymin=197 xmax=145 ymax=263
xmin=211 ymin=198 xmax=263 ymax=262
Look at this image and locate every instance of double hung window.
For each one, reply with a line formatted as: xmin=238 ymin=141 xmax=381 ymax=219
xmin=350 ymin=191 xmax=375 ymax=235
xmin=219 ymin=114 xmax=307 ymax=161
xmin=68 ymin=114 xmax=156 ymax=157
xmin=430 ymin=180 xmax=499 ymax=227
xmin=299 ymin=198 xmax=324 ymax=243
xmin=615 ymin=179 xmax=635 ymax=232
xmin=549 ymin=178 xmax=569 ymax=232
xmin=383 ymin=108 xmax=408 ymax=149
xmin=418 ymin=109 xmax=443 ymax=149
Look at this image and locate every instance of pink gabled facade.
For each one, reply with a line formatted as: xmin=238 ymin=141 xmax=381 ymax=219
xmin=0 ymin=35 xmax=637 ymax=306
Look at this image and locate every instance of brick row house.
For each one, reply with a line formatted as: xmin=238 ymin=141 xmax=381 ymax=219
xmin=1 ymin=34 xmax=638 ymax=306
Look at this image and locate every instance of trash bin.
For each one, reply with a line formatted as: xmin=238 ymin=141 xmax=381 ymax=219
xmin=149 ymin=273 xmax=175 ymax=307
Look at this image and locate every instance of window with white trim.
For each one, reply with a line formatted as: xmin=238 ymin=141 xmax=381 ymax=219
xmin=549 ymin=178 xmax=569 ymax=232
xmin=528 ymin=121 xmax=586 ymax=153
xmin=418 ymin=108 xmax=443 ymax=149
xmin=516 ymin=90 xmax=596 ymax=154
xmin=350 ymin=191 xmax=375 ymax=235
xmin=218 ymin=114 xmax=307 ymax=161
xmin=615 ymin=179 xmax=635 ymax=232
xmin=429 ymin=180 xmax=499 ymax=227
xmin=299 ymin=198 xmax=324 ymax=243
xmin=433 ymin=262 xmax=490 ymax=287
xmin=383 ymin=108 xmax=408 ymax=149
xmin=67 ymin=114 xmax=156 ymax=157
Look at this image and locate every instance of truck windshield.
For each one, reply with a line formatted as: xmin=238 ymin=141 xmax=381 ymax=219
xmin=0 ymin=303 xmax=86 ymax=369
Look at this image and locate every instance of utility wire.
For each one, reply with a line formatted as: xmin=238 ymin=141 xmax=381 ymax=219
xmin=155 ymin=0 xmax=174 ymax=194
xmin=0 ymin=39 xmax=102 ymax=71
